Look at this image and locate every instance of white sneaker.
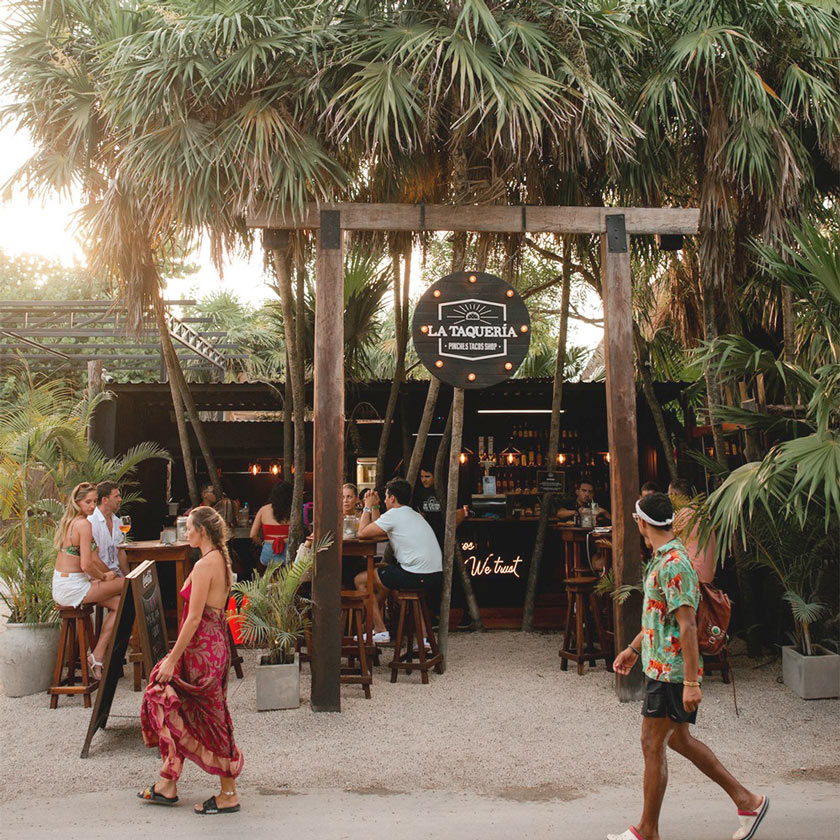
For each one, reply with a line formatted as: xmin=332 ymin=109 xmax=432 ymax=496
xmin=372 ymin=631 xmax=391 ymax=644
xmin=733 ymin=796 xmax=769 ymax=840
xmin=607 ymin=828 xmax=646 ymax=840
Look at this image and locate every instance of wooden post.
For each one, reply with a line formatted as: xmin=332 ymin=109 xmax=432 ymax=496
xmin=311 ymin=209 xmax=344 ymax=713
xmin=602 ymin=214 xmax=643 ymax=702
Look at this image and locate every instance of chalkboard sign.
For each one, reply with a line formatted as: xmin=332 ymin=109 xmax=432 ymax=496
xmin=538 ymin=470 xmax=566 ymax=495
xmin=133 ymin=563 xmax=168 ymax=667
xmin=412 ymin=271 xmax=531 ymax=389
xmin=81 ymin=560 xmax=167 ymax=758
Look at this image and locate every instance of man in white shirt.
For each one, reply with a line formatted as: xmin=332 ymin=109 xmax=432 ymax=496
xmin=88 ymin=481 xmax=127 ymax=577
xmin=356 ymin=478 xmax=443 ymax=643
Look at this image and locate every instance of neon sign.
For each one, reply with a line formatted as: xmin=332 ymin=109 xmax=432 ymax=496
xmin=460 ymin=541 xmax=524 ymax=578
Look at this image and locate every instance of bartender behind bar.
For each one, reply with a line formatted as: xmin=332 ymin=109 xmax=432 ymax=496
xmin=554 ymin=478 xmax=611 ymax=524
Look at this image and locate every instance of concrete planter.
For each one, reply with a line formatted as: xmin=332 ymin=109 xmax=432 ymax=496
xmin=0 ymin=623 xmax=60 ymax=697
xmin=255 ymin=652 xmax=300 ymax=711
xmin=782 ymin=644 xmax=840 ymax=700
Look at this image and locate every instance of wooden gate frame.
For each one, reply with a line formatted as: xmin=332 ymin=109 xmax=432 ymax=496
xmin=249 ymin=203 xmax=699 ymax=709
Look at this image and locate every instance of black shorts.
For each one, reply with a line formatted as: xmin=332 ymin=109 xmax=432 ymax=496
xmin=378 ymin=564 xmax=442 ymax=593
xmin=642 ymin=677 xmax=697 ymax=725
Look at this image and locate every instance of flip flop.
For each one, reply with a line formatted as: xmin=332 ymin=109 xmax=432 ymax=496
xmin=195 ymin=795 xmax=241 ymax=815
xmin=733 ymin=795 xmax=770 ymax=840
xmin=137 ymin=783 xmax=179 ymax=806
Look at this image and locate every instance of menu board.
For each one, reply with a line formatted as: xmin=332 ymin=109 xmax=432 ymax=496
xmin=81 ymin=560 xmax=167 ymax=758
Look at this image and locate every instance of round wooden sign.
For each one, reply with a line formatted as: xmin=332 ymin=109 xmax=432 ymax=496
xmin=412 ymin=271 xmax=531 ymax=390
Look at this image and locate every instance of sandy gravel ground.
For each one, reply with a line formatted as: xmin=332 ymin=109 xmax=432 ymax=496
xmin=1 ymin=631 xmax=838 ymax=807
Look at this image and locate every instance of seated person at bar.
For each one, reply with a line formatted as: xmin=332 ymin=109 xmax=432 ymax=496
xmin=554 ymin=479 xmax=611 ymax=523
xmin=196 ymin=482 xmax=239 ymax=530
xmin=342 ymin=483 xmax=361 ymax=518
xmin=250 ymin=481 xmax=293 ymax=567
xmin=669 ymin=477 xmax=716 ymax=584
xmin=355 ymin=478 xmax=443 ymax=644
xmin=341 ymin=482 xmax=368 ymax=589
xmin=413 ymin=466 xmax=467 ymax=542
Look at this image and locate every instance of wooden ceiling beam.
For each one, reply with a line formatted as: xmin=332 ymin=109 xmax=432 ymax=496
xmin=247 ymin=203 xmax=699 ymax=235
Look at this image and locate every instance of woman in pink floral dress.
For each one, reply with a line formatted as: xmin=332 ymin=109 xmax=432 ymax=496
xmin=139 ymin=506 xmax=244 ymax=815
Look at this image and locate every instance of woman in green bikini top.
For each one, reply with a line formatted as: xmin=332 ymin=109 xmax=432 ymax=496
xmin=53 ymin=482 xmax=126 ymax=679
xmin=60 ymin=540 xmax=98 ymax=557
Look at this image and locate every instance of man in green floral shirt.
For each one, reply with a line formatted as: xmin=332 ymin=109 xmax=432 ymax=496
xmin=607 ymin=493 xmax=768 ymax=840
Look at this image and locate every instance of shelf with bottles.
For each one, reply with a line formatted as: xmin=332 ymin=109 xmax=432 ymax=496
xmin=473 ymin=426 xmax=610 ymax=475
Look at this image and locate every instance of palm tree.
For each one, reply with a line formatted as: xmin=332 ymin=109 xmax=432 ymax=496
xmin=620 ymin=0 xmax=840 ymax=466
xmin=1 ymin=0 xmax=225 ymax=505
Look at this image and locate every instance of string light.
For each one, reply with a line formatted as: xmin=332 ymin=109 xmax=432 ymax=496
xmin=557 ymin=453 xmax=566 ymax=465
xmin=467 ymin=372 xmax=476 ymax=381
xmin=468 ymin=275 xmax=477 ymax=283
xmin=435 ymin=360 xmax=444 ymax=368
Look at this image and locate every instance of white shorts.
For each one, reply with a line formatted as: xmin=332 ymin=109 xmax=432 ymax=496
xmin=52 ymin=571 xmax=92 ymax=608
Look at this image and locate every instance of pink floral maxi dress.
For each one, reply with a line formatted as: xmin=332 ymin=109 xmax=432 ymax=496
xmin=141 ymin=582 xmax=244 ymax=780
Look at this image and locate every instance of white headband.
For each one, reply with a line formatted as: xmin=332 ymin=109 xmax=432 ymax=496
xmin=635 ymin=498 xmax=674 ymax=527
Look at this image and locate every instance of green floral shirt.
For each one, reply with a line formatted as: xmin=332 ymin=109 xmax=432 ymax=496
xmin=641 ymin=538 xmax=703 ymax=684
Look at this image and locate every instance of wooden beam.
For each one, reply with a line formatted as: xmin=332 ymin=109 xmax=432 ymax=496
xmin=248 ymin=204 xmax=699 ymax=235
xmin=310 ymin=209 xmax=344 ymax=713
xmin=601 ymin=214 xmax=644 ymax=702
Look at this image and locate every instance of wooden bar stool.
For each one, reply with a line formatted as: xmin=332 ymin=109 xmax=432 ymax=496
xmin=558 ymin=577 xmax=612 ymax=676
xmin=340 ymin=591 xmax=372 ymax=698
xmin=49 ymin=605 xmax=99 ymax=708
xmin=702 ymin=644 xmax=732 ymax=683
xmin=389 ymin=590 xmax=443 ymax=684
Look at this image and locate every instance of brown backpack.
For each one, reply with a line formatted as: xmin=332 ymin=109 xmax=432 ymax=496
xmin=696 ymin=581 xmax=731 ymax=656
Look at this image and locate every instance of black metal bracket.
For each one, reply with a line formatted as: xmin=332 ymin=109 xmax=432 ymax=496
xmin=320 ymin=210 xmax=341 ymax=250
xmin=605 ymin=214 xmax=628 ymax=253
xmin=262 ymin=228 xmax=286 ymax=250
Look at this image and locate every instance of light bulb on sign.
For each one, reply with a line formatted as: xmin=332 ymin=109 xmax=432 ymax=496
xmin=271 ymin=464 xmax=279 ymax=475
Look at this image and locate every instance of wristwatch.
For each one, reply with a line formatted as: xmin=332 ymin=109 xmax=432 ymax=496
xmin=362 ymin=507 xmax=372 ymax=513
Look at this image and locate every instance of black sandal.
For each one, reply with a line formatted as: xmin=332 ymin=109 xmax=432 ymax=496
xmin=137 ymin=782 xmax=179 ymax=806
xmin=195 ymin=795 xmax=240 ymax=815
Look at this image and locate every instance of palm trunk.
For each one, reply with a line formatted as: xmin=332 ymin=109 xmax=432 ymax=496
xmin=522 ymin=235 xmax=571 ymax=631
xmin=166 ymin=333 xmax=223 ymax=501
xmin=633 ymin=322 xmax=678 ymax=484
xmin=376 ymin=250 xmax=407 ymax=482
xmin=154 ymin=298 xmax=199 ymax=506
xmin=271 ymin=237 xmax=305 ymax=556
xmin=407 ymin=378 xmax=441 ymax=487
xmin=283 ymin=348 xmax=293 ymax=483
xmin=438 ymin=386 xmax=464 ymax=668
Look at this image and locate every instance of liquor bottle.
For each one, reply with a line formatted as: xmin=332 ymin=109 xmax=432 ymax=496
xmin=478 ymin=436 xmax=485 ymax=460
xmin=488 ymin=436 xmax=495 ymax=459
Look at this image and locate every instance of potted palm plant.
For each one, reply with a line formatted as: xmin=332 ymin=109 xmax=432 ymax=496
xmin=232 ymin=533 xmax=333 ymax=711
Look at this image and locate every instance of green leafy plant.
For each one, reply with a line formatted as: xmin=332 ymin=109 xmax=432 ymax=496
xmin=232 ymin=533 xmax=334 ymax=665
xmin=0 ymin=533 xmax=58 ymax=624
xmin=0 ymin=365 xmax=168 ymax=623
xmin=696 ymin=220 xmax=840 ymax=654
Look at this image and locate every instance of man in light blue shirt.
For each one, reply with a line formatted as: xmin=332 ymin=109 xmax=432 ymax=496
xmin=88 ymin=481 xmax=127 ymax=576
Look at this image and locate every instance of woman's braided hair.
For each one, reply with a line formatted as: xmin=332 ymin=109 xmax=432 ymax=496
xmin=188 ymin=505 xmax=232 ymax=587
